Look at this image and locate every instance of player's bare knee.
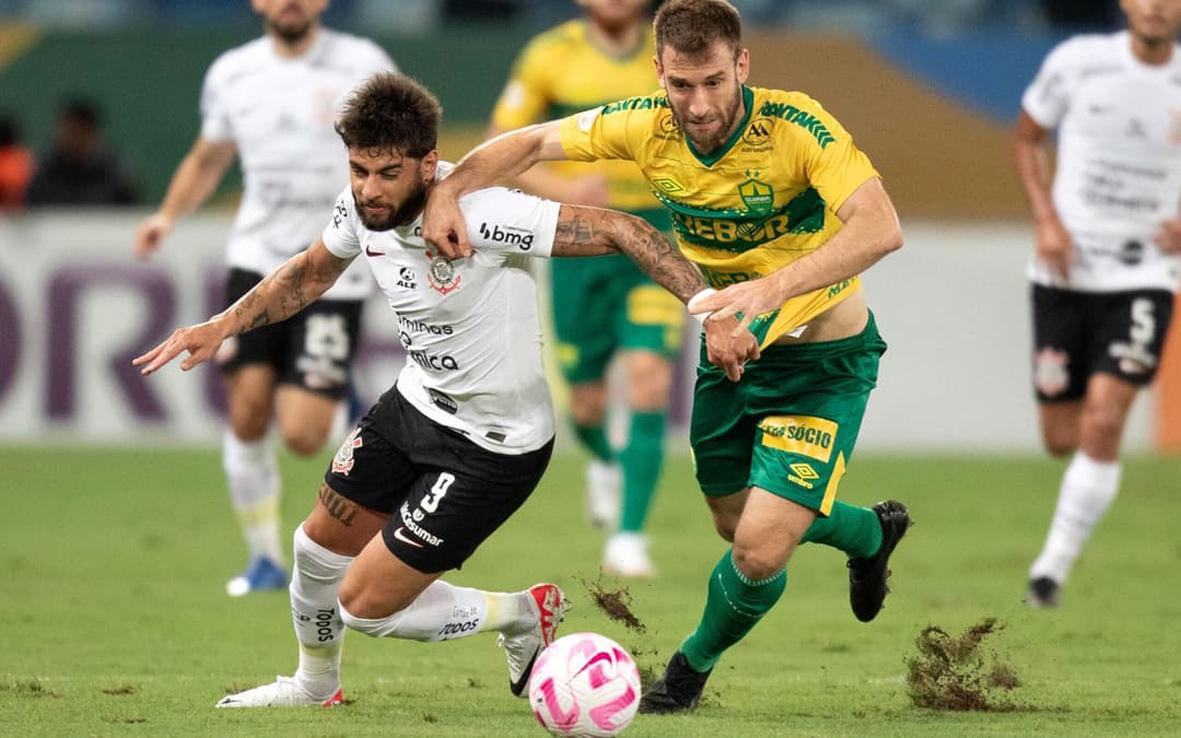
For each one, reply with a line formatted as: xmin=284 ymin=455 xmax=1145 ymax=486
xmin=731 ymin=543 xmax=784 ymax=582
xmin=228 ymin=409 xmax=269 ymax=441
xmin=281 ymin=426 xmax=328 ymax=457
xmin=1043 ymin=436 xmax=1076 ymax=457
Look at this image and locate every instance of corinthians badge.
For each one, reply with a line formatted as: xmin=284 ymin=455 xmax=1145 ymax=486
xmin=426 ymin=250 xmax=463 ymax=295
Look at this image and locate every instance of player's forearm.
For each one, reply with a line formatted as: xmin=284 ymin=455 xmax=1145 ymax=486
xmin=440 ymin=124 xmax=550 ymax=199
xmin=772 ymin=209 xmax=902 ymax=301
xmin=1013 ymin=140 xmax=1061 ymax=225
xmin=157 ymin=147 xmax=233 ymax=222
xmin=605 ymin=215 xmax=706 ymax=303
xmin=216 ymin=250 xmax=338 ymax=336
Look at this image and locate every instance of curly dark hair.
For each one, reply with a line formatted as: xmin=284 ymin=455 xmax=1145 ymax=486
xmin=334 ymin=72 xmax=442 ymax=158
xmin=654 ymin=0 xmax=742 ymax=60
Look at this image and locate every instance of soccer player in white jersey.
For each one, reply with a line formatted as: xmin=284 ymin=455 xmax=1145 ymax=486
xmin=134 ymin=73 xmax=735 ymax=707
xmin=1015 ymin=0 xmax=1181 ymax=607
xmin=132 ymin=0 xmax=396 ymax=596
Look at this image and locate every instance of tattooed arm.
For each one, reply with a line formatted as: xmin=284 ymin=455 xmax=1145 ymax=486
xmin=550 ymin=204 xmax=758 ymax=380
xmin=134 ymin=240 xmax=354 ymax=374
xmin=551 ymin=204 xmax=706 ymax=303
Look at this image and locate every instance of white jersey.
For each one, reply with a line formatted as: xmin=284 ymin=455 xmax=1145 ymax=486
xmin=321 ymin=171 xmax=562 ymax=454
xmin=1022 ymin=31 xmax=1181 ymax=293
xmin=201 ymin=29 xmax=395 ymax=300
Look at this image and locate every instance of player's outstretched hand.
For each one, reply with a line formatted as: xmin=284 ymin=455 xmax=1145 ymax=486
xmin=133 ymin=212 xmax=175 ymax=260
xmin=690 ymin=275 xmax=787 ymax=337
xmin=703 ymin=314 xmax=760 ymax=382
xmin=422 ymin=184 xmax=471 ymax=259
xmin=133 ymin=320 xmax=228 ymax=375
xmin=1155 ymin=217 xmax=1181 ymax=254
xmin=1034 ymin=217 xmax=1073 ymax=278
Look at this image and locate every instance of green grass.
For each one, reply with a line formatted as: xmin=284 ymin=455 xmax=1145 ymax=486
xmin=3 ymin=447 xmax=1181 ymax=736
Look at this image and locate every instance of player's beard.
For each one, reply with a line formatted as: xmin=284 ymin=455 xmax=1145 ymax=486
xmin=673 ymin=86 xmax=743 ymax=155
xmin=356 ymin=181 xmax=428 ymax=232
xmin=266 ymin=16 xmax=313 ymax=45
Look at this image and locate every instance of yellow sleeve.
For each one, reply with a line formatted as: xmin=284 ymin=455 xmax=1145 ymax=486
xmin=558 ymin=101 xmax=643 ymax=163
xmin=795 ymin=98 xmax=879 ymax=212
xmin=491 ymin=41 xmax=551 ymax=131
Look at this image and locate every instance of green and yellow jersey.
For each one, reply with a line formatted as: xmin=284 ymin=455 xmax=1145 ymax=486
xmin=491 ymin=19 xmax=666 ymax=223
xmin=559 ymin=85 xmax=880 ymax=348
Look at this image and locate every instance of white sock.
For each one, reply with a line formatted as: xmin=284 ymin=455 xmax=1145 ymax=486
xmin=290 ymin=524 xmax=353 ymax=699
xmin=339 ymin=581 xmax=533 ymax=642
xmin=1030 ymin=451 xmax=1121 ymax=584
xmin=222 ymin=431 xmax=284 ymax=564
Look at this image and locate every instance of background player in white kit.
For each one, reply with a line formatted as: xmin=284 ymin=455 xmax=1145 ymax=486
xmin=132 ymin=0 xmax=396 ymax=596
xmin=1015 ymin=0 xmax=1181 ymax=607
xmin=134 ymin=73 xmax=738 ymax=707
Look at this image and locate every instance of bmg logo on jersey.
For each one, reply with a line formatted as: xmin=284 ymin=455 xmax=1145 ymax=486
xmin=479 ymin=222 xmax=534 ymax=250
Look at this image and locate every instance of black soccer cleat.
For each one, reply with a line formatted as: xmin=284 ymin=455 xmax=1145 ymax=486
xmin=847 ymin=500 xmax=911 ymax=623
xmin=1024 ymin=576 xmax=1060 ymax=608
xmin=638 ymin=651 xmax=712 ymax=715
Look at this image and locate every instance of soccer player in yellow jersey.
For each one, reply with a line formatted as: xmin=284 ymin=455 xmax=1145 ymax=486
xmin=425 ymin=0 xmax=911 ymax=712
xmin=488 ymin=0 xmax=683 ymax=577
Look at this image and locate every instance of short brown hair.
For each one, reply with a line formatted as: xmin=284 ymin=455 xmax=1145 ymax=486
xmin=654 ymin=0 xmax=742 ymax=59
xmin=334 ymin=72 xmax=442 ymax=158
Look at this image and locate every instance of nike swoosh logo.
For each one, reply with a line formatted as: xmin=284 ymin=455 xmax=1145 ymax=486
xmin=365 ymin=245 xmax=384 ymax=257
xmin=392 ymin=527 xmax=424 ymax=548
xmin=509 ymin=646 xmax=540 ymax=697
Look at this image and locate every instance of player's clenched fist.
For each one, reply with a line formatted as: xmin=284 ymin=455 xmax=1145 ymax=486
xmin=133 ymin=212 xmax=175 ymax=260
xmin=422 ymin=184 xmax=471 ymax=259
xmin=134 ymin=319 xmax=230 ymax=375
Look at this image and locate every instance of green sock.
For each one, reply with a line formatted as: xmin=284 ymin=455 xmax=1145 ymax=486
xmin=619 ymin=411 xmax=665 ymax=532
xmin=801 ymin=500 xmax=882 ymax=559
xmin=572 ymin=421 xmax=613 ymax=463
xmin=680 ymin=549 xmax=787 ymax=672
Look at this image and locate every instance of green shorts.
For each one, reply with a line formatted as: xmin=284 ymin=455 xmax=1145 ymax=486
xmin=551 ymin=228 xmax=685 ymax=384
xmin=690 ymin=312 xmax=886 ymax=515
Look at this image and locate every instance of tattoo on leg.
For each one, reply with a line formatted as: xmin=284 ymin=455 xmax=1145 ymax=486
xmin=318 ymin=483 xmax=358 ymax=526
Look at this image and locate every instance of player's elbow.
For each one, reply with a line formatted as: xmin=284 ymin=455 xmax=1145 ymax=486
xmin=876 ymin=213 xmax=903 ymax=256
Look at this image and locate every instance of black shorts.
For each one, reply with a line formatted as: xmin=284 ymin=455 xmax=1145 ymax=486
xmin=219 ymin=268 xmax=363 ymax=399
xmin=323 ymin=388 xmax=554 ymax=573
xmin=1031 ymin=284 xmax=1174 ymax=402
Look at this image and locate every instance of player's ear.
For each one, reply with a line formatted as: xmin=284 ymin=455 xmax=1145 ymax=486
xmin=736 ymin=48 xmax=750 ymax=84
xmin=420 ymin=150 xmax=438 ymax=182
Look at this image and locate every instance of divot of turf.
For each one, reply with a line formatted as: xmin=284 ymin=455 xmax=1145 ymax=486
xmin=102 ymin=684 xmax=137 ymax=696
xmin=1 ymin=679 xmax=60 ymax=698
xmin=581 ymin=576 xmax=646 ymax=632
xmin=905 ymin=618 xmax=1024 ymax=711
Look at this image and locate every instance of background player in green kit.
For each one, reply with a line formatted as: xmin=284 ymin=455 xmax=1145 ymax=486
xmin=488 ymin=0 xmax=682 ymax=577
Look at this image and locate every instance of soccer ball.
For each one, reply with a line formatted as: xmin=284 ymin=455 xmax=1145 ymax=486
xmin=528 ymin=632 xmax=642 ymax=737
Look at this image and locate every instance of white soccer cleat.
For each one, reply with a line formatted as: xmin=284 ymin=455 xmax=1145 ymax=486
xmin=215 ymin=676 xmax=343 ymax=708
xmin=586 ymin=460 xmax=620 ymax=529
xmin=498 ymin=583 xmax=570 ymax=698
xmin=602 ymin=532 xmax=655 ymax=578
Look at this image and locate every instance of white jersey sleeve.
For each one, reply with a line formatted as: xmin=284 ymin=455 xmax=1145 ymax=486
xmin=1021 ymin=38 xmax=1080 ymax=129
xmin=199 ymin=53 xmax=235 ymax=142
xmin=321 ymin=187 xmax=363 ymax=258
xmin=459 ymin=187 xmax=561 ymax=258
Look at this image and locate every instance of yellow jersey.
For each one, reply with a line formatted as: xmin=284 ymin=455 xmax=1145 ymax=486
xmin=491 ymin=19 xmax=666 ymax=221
xmin=560 ymin=85 xmax=880 ymax=347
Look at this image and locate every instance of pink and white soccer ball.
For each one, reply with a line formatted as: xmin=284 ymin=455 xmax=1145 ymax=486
xmin=528 ymin=632 xmax=642 ymax=737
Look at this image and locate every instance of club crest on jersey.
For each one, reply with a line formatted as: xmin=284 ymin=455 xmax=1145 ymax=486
xmin=738 ymin=172 xmax=774 ymax=217
xmin=425 ymin=251 xmax=463 ymax=295
xmin=332 ymin=427 xmax=363 ymax=476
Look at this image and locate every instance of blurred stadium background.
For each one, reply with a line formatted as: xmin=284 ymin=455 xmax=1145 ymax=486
xmin=4 ymin=2 xmax=1181 ymax=735
xmin=2 ymin=0 xmax=1180 ymax=450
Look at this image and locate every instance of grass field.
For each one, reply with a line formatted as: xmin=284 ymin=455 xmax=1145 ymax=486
xmin=3 ymin=447 xmax=1181 ymax=737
